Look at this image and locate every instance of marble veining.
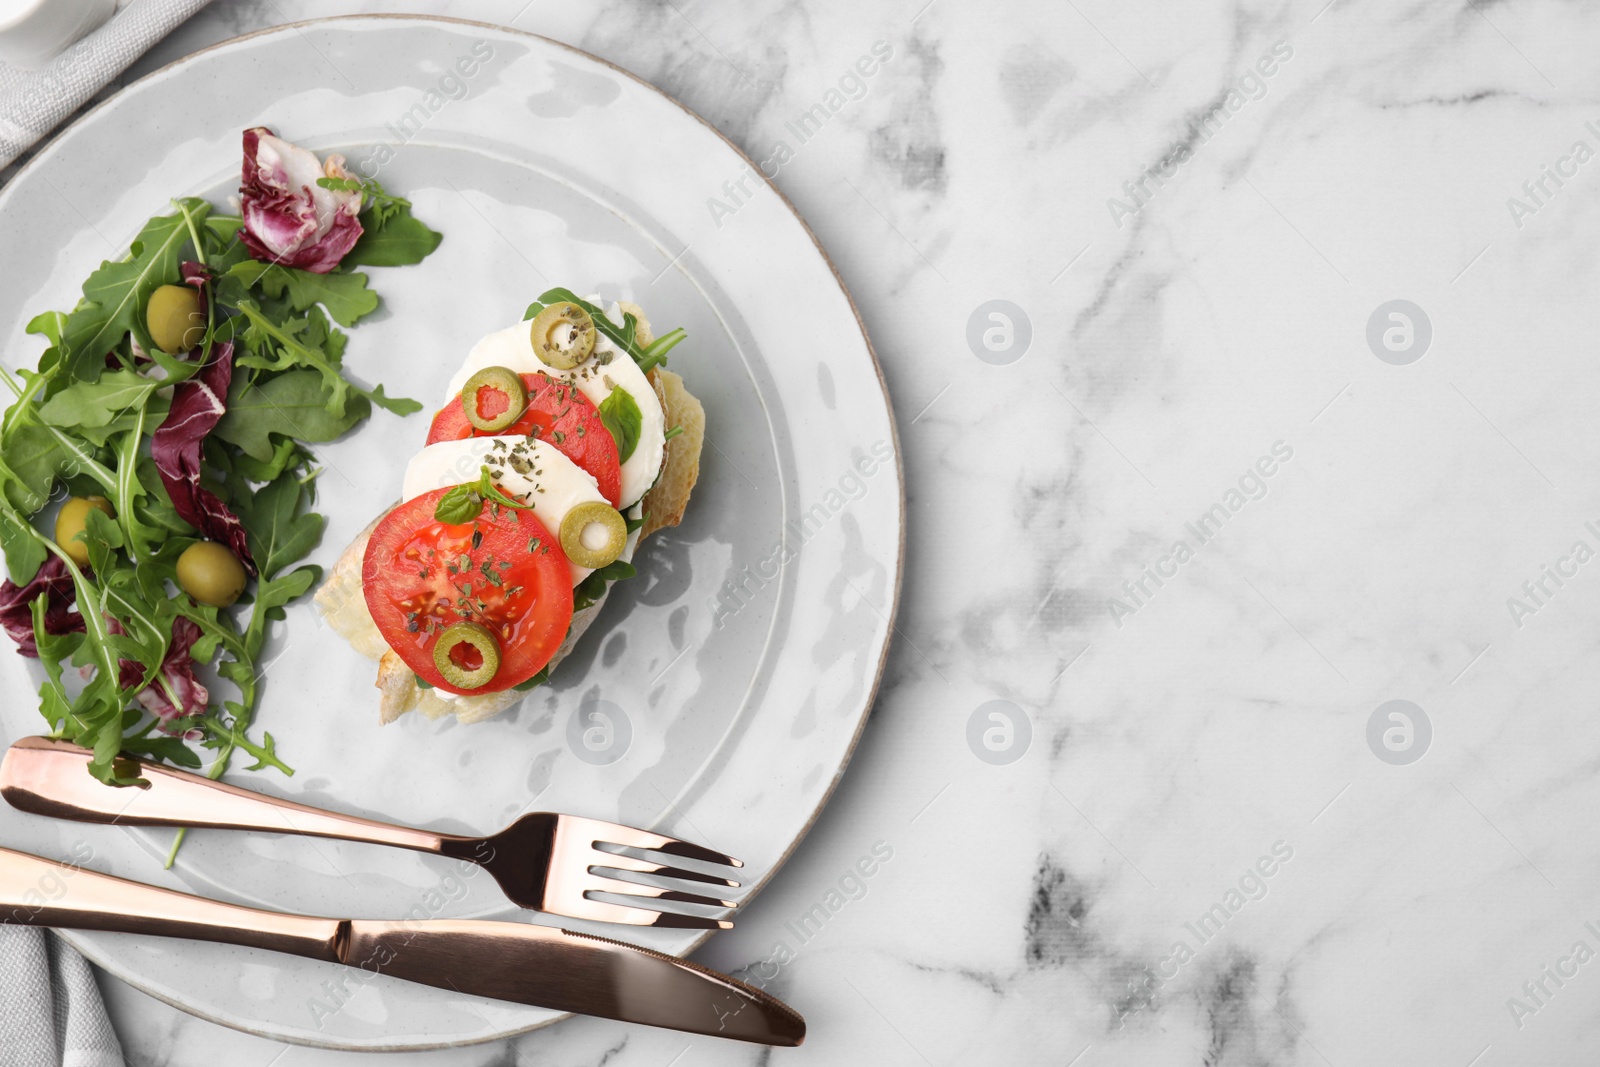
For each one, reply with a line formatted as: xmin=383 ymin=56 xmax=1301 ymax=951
xmin=10 ymin=0 xmax=1600 ymax=1063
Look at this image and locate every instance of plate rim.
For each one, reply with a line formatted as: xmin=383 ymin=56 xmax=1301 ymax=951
xmin=2 ymin=12 xmax=905 ymax=1051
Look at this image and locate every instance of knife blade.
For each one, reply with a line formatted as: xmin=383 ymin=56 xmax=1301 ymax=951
xmin=344 ymin=917 xmax=802 ymax=1044
xmin=0 ymin=846 xmax=802 ymax=1045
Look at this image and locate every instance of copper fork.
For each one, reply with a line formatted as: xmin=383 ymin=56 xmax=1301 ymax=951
xmin=0 ymin=736 xmax=741 ymax=930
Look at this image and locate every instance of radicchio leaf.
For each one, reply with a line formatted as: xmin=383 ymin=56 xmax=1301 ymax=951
xmin=113 ymin=616 xmax=209 ymax=730
xmin=0 ymin=556 xmax=83 ymax=658
xmin=151 ymin=341 xmax=256 ymax=576
xmin=180 ymin=260 xmax=212 ymax=289
xmin=238 ymin=127 xmax=364 ymax=274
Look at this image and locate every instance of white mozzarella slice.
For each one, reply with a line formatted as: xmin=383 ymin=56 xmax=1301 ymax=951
xmin=402 ymin=435 xmax=607 ymax=586
xmin=443 ymin=302 xmax=667 ymax=508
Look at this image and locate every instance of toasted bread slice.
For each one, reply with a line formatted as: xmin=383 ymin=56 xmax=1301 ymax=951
xmin=642 ymin=368 xmax=703 ymax=539
xmin=314 ymin=316 xmax=701 ymax=725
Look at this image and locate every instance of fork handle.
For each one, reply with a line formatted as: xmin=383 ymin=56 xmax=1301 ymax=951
xmin=0 ymin=846 xmax=346 ymax=960
xmin=1 ymin=737 xmax=462 ymax=856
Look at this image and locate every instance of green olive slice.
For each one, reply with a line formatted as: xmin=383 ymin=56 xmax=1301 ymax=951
xmin=559 ymin=501 xmax=627 ymax=570
xmin=432 ymin=621 xmax=502 ymax=690
xmin=529 ymin=301 xmax=596 ymax=370
xmin=460 ymin=366 xmax=528 ymax=433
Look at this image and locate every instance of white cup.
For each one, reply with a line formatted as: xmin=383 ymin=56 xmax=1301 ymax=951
xmin=0 ymin=0 xmax=117 ymax=70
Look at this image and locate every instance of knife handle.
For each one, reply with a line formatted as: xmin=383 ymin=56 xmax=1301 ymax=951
xmin=0 ymin=846 xmax=346 ymax=960
xmin=1 ymin=737 xmax=455 ymax=855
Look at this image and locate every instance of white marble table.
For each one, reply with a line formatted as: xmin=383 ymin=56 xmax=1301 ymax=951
xmin=34 ymin=0 xmax=1600 ymax=1062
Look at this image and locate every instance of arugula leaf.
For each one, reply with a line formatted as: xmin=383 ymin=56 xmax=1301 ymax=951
xmin=0 ymin=506 xmax=46 ymax=585
xmin=597 ymin=386 xmax=642 ymax=463
xmin=121 ymin=736 xmax=203 ymax=768
xmin=231 ymin=299 xmax=355 ymax=416
xmin=230 ymin=300 xmax=419 ymax=417
xmin=638 ymin=328 xmax=687 ymax=373
xmin=364 ymin=384 xmax=423 ymax=417
xmin=0 ymin=421 xmax=75 ymax=514
xmin=131 ymin=458 xmax=192 ymax=538
xmin=226 ymin=437 xmax=302 ymax=484
xmin=278 ymin=270 xmax=379 ymax=328
xmin=227 ymin=261 xmax=379 ymax=328
xmin=316 ymin=175 xmax=412 ymax=228
xmin=21 ymin=312 xmax=67 ymax=380
xmin=62 ymin=199 xmax=210 ymax=381
xmin=37 ymin=369 xmax=161 ymax=429
xmin=236 ymin=473 xmax=324 ymax=578
xmin=343 ymin=213 xmax=443 ymax=268
xmin=70 ymin=395 xmax=171 ymax=448
xmin=212 ymin=369 xmax=372 ymax=462
xmin=207 ymin=216 xmax=244 ymax=243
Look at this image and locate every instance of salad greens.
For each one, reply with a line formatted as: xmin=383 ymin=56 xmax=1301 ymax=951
xmin=0 ymin=173 xmax=440 ymax=863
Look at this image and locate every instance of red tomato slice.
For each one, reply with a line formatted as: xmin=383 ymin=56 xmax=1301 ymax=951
xmin=427 ymin=372 xmax=622 ymax=508
xmin=362 ymin=488 xmax=574 ymax=696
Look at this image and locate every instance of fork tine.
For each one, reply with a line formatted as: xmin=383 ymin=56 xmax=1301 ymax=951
xmin=592 ymin=853 xmax=743 ymax=889
xmin=582 ymin=873 xmax=739 ymax=911
xmin=593 ymin=828 xmax=744 ymax=870
xmin=561 ymin=894 xmax=734 ymax=931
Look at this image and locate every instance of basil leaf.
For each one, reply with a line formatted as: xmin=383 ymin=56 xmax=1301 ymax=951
xmin=513 ymin=664 xmax=550 ymax=692
xmin=593 ymin=559 xmax=637 ymax=582
xmin=434 ymin=485 xmax=484 ymax=524
xmin=571 ymin=558 xmax=637 ymax=612
xmin=597 ymin=386 xmax=642 ymax=463
xmin=467 ymin=466 xmax=530 ymax=513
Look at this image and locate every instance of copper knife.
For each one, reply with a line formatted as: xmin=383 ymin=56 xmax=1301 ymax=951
xmin=0 ymin=846 xmax=803 ymax=1045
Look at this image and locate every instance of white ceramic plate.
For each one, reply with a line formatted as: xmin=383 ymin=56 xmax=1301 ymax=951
xmin=0 ymin=16 xmax=901 ymax=1051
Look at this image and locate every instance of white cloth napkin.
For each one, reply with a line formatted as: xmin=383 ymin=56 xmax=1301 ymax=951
xmin=0 ymin=926 xmax=125 ymax=1067
xmin=0 ymin=0 xmax=214 ymax=170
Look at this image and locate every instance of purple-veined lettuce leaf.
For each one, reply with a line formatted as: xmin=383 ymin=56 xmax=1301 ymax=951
xmin=112 ymin=616 xmax=208 ymax=730
xmin=150 ymin=342 xmax=256 ymax=576
xmin=238 ymin=127 xmax=363 ymax=274
xmin=0 ymin=556 xmax=84 ymax=658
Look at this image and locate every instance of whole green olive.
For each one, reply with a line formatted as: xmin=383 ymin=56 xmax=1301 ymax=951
xmin=146 ymin=284 xmax=205 ymax=354
xmin=176 ymin=541 xmax=248 ymax=607
xmin=54 ymin=496 xmax=114 ymax=568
